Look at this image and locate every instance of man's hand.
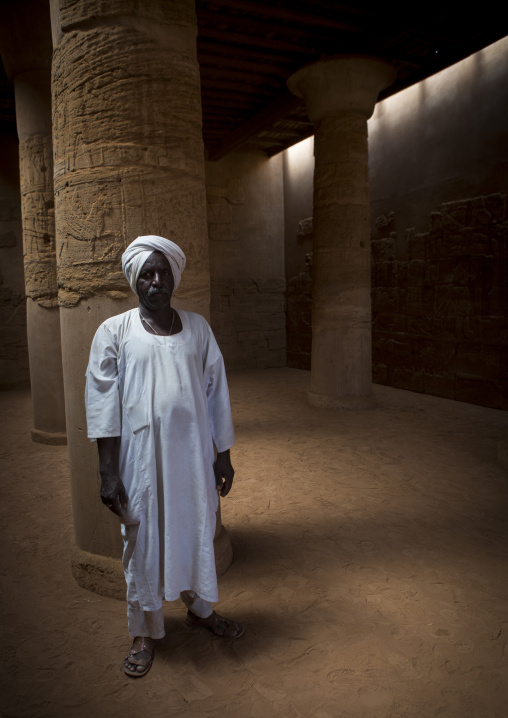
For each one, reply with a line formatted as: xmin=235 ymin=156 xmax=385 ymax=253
xmin=97 ymin=436 xmax=127 ymax=517
xmin=214 ymin=449 xmax=235 ymax=498
xmin=100 ymin=474 xmax=128 ymax=517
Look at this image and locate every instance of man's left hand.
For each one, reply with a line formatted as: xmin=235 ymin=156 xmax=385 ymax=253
xmin=214 ymin=449 xmax=235 ymax=497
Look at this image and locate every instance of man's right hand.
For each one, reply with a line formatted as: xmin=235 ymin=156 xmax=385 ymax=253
xmin=97 ymin=437 xmax=127 ymax=517
xmin=100 ymin=474 xmax=128 ymax=517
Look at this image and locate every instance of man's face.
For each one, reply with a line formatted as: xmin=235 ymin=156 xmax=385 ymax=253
xmin=137 ymin=251 xmax=174 ymax=311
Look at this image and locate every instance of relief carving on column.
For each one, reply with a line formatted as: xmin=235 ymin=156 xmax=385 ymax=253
xmin=19 ymin=134 xmax=58 ymax=308
xmin=52 ymin=15 xmax=209 ymax=310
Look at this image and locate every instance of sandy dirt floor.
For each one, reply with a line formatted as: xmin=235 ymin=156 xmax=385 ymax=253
xmin=0 ymin=368 xmax=507 ymax=718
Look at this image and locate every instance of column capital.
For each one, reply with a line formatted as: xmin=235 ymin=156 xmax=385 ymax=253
xmin=287 ymin=55 xmax=396 ymax=123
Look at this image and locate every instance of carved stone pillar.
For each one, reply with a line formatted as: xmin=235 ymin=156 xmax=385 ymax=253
xmin=50 ymin=0 xmax=231 ymax=595
xmin=0 ymin=2 xmax=66 ymax=443
xmin=288 ymin=57 xmax=395 ymax=408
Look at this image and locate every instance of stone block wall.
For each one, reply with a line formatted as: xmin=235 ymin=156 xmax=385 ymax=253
xmin=286 ymin=249 xmax=312 ymax=370
xmin=206 ymin=151 xmax=286 ymax=370
xmin=0 ymin=274 xmax=28 ymax=389
xmin=211 ymin=277 xmax=286 ymax=370
xmin=372 ymin=194 xmax=507 ymax=409
xmin=0 ymin=133 xmax=29 ymax=389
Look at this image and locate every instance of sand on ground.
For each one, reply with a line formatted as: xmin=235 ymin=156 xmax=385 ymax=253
xmin=0 ymin=368 xmax=507 ymax=718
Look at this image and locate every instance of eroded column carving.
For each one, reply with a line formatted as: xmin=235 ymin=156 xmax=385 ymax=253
xmin=52 ymin=0 xmax=210 ymax=313
xmin=19 ymin=134 xmax=57 ymax=306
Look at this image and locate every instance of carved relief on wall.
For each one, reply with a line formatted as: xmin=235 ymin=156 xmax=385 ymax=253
xmin=206 ymin=178 xmax=245 ymax=242
xmin=372 ymin=193 xmax=507 ymax=409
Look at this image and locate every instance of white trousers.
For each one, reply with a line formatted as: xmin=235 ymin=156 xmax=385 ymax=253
xmin=127 ymin=590 xmax=213 ymax=639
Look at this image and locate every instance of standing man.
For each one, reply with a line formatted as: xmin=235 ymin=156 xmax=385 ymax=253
xmin=85 ymin=235 xmax=244 ymax=679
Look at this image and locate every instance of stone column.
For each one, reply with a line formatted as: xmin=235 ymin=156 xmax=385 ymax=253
xmin=0 ymin=2 xmax=66 ymax=443
xmin=50 ymin=0 xmax=230 ymax=596
xmin=288 ymin=57 xmax=395 ymax=408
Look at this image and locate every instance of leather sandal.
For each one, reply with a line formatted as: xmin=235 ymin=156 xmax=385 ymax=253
xmin=123 ymin=637 xmax=158 ymax=678
xmin=185 ymin=610 xmax=245 ymax=638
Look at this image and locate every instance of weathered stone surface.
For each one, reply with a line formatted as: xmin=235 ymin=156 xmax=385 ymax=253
xmin=211 ymin=277 xmax=286 ymax=370
xmin=297 ymin=217 xmax=313 ymax=237
xmin=0 ymin=285 xmax=29 ymax=388
xmin=423 ymin=371 xmax=455 ymax=400
xmin=52 ymin=10 xmax=209 ymax=310
xmin=392 ymin=366 xmax=424 ymax=392
xmin=286 ymin=254 xmax=312 ymax=370
xmin=454 ymin=376 xmax=501 ymax=409
xmin=375 ymin=211 xmax=395 ymax=232
xmin=0 ymin=135 xmax=29 ymax=389
xmin=371 ymin=193 xmax=508 ymax=408
xmin=371 ymin=236 xmax=396 ymax=262
xmin=0 ymin=287 xmax=29 ymax=380
xmin=407 ymin=228 xmax=426 ymax=260
xmin=374 ymin=260 xmax=398 ymax=287
xmin=58 ymin=0 xmax=197 ymax=32
xmin=207 ymin=177 xmax=245 ymax=242
xmin=0 ymin=232 xmax=16 ymax=247
xmin=19 ymin=133 xmax=57 ymax=307
xmin=289 ymin=194 xmax=506 ymax=409
xmin=288 ymin=58 xmax=394 ymax=407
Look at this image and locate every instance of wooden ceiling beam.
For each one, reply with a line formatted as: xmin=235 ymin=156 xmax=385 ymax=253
xmin=266 ymin=130 xmax=313 ymax=155
xmin=256 ymin=128 xmax=308 ymax=141
xmin=197 ymin=0 xmax=362 ymax=33
xmin=197 ymin=51 xmax=295 ymax=77
xmin=197 ymin=38 xmax=305 ymax=65
xmin=201 ymin=78 xmax=277 ymax=96
xmin=201 ymin=97 xmax=261 ymax=111
xmin=197 ymin=7 xmax=345 ymax=44
xmin=272 ymin=119 xmax=314 ymax=131
xmin=199 ymin=65 xmax=286 ymax=87
xmin=197 ymin=24 xmax=320 ymax=55
xmin=207 ymin=90 xmax=304 ymax=161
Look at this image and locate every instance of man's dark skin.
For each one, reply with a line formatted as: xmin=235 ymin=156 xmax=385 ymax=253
xmin=96 ymin=250 xmax=236 ymax=672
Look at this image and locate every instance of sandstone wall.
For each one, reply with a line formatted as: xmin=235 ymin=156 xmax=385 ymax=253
xmin=368 ymin=37 xmax=508 ymax=409
xmin=283 ymin=37 xmax=508 ymax=408
xmin=283 ymin=139 xmax=314 ymax=371
xmin=286 ymin=230 xmax=312 ymax=370
xmin=282 ymin=137 xmax=314 ymax=281
xmin=0 ymin=132 xmax=29 ymax=388
xmin=206 ymin=151 xmax=286 ymax=369
xmin=371 ymin=195 xmax=507 ymax=409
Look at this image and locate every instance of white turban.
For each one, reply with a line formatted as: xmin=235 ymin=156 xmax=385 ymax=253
xmin=121 ymin=235 xmax=186 ymax=296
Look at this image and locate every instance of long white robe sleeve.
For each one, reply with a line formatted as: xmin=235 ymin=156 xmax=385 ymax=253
xmin=85 ymin=324 xmax=122 ymax=439
xmin=85 ymin=309 xmax=235 ymax=609
xmin=203 ymin=331 xmax=235 ymax=453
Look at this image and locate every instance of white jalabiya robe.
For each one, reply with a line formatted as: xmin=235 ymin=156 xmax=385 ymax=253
xmin=85 ymin=309 xmax=235 ymax=611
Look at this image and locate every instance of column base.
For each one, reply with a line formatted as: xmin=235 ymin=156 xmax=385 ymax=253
xmin=71 ymin=544 xmax=125 ymax=600
xmin=71 ymin=525 xmax=234 ymax=600
xmin=31 ymin=428 xmax=67 ymax=445
xmin=308 ymin=391 xmax=376 ymax=410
